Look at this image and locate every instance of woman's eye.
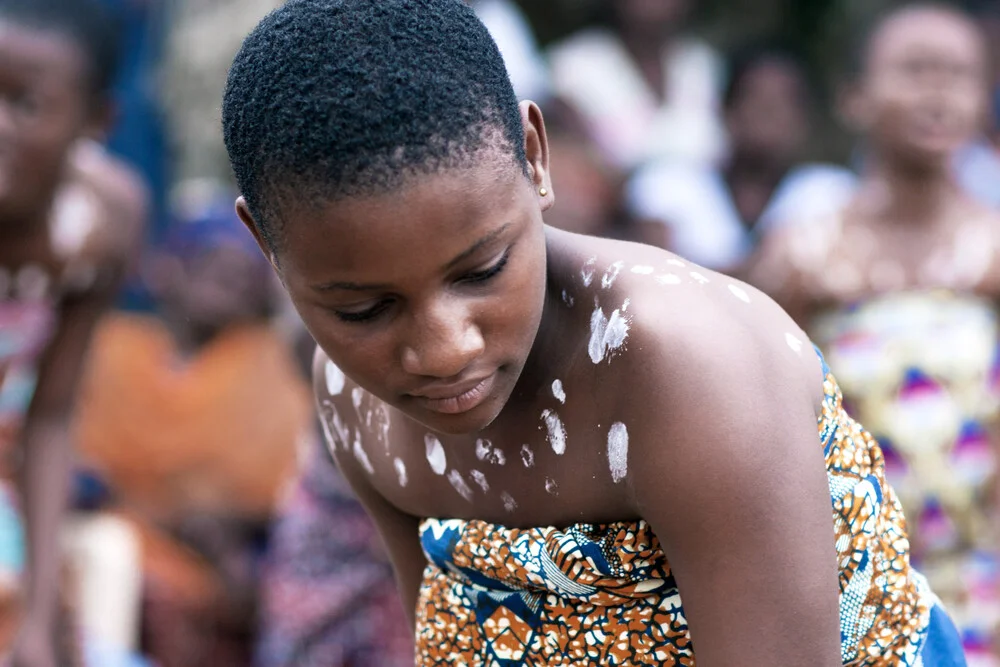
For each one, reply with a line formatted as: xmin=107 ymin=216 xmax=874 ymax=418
xmin=333 ymin=299 xmax=392 ymax=323
xmin=462 ymin=249 xmax=510 ymax=284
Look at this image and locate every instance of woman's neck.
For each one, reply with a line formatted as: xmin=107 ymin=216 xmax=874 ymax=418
xmin=858 ymin=152 xmax=958 ymax=227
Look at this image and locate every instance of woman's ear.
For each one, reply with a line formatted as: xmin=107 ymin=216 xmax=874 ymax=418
xmin=520 ymin=100 xmax=554 ymax=212
xmin=235 ymin=196 xmax=280 ymax=271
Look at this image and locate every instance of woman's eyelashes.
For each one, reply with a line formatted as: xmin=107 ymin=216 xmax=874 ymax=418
xmin=332 ymin=248 xmax=512 ymax=324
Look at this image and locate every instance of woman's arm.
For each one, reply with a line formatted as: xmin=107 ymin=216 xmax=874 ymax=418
xmin=629 ymin=328 xmax=841 ymax=667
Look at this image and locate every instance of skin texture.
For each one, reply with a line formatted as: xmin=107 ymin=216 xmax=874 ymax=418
xmin=0 ymin=20 xmax=146 ymax=667
xmin=239 ymin=101 xmax=843 ymax=666
xmin=748 ymin=6 xmax=1000 ymax=324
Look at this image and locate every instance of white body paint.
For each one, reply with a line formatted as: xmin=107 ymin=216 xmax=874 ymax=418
xmin=425 ymin=435 xmax=447 ymax=475
xmin=601 ymin=261 xmax=624 ymax=289
xmin=475 ymin=439 xmax=506 ymax=465
xmin=351 ymin=387 xmax=365 ymax=423
xmin=551 ymin=380 xmax=566 ymax=404
xmin=541 ymin=409 xmax=568 ymax=455
xmin=667 ymin=258 xmax=686 ymax=267
xmin=470 ymin=470 xmax=490 ymax=492
xmin=325 ymin=361 xmax=346 ymax=396
xmin=581 ymin=256 xmax=597 ymax=287
xmin=353 ymin=430 xmax=375 ymax=475
xmin=607 ymin=422 xmax=629 ymax=484
xmin=786 ymin=332 xmax=804 ymax=354
xmin=394 ymin=458 xmax=408 ymax=487
xmin=562 ymin=290 xmax=575 ymax=307
xmin=689 ymin=271 xmax=710 ymax=285
xmin=545 ymin=477 xmax=559 ymax=496
xmin=630 ymin=265 xmax=654 ymax=275
xmin=520 ymin=444 xmax=535 ymax=468
xmin=501 ymin=492 xmax=517 ymax=513
xmin=655 ymin=273 xmax=682 ymax=286
xmin=448 ymin=470 xmax=474 ymax=502
xmin=728 ymin=284 xmax=751 ymax=303
xmin=588 ymin=304 xmax=630 ymax=364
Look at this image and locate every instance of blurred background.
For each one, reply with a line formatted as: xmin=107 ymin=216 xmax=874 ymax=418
xmin=8 ymin=0 xmax=1000 ymax=665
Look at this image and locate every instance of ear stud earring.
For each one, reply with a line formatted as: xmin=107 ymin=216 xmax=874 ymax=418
xmin=539 ymin=187 xmax=548 ymax=197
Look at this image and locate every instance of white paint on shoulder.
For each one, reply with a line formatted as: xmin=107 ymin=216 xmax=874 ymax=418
xmin=425 ymin=435 xmax=447 ymax=475
xmin=448 ymin=470 xmax=474 ymax=502
xmin=353 ymin=430 xmax=375 ymax=475
xmin=728 ymin=284 xmax=751 ymax=303
xmin=785 ymin=332 xmax=804 ymax=355
xmin=470 ymin=470 xmax=490 ymax=493
xmin=655 ymin=273 xmax=682 ymax=286
xmin=602 ymin=260 xmax=625 ymax=289
xmin=631 ymin=265 xmax=654 ymax=275
xmin=541 ymin=409 xmax=567 ymax=455
xmin=520 ymin=444 xmax=535 ymax=468
xmin=588 ymin=303 xmax=630 ymax=364
xmin=562 ymin=290 xmax=575 ymax=307
xmin=545 ymin=477 xmax=559 ymax=496
xmin=581 ymin=256 xmax=597 ymax=287
xmin=551 ymin=379 xmax=566 ymax=404
xmin=667 ymin=258 xmax=686 ymax=267
xmin=501 ymin=492 xmax=517 ymax=513
xmin=394 ymin=458 xmax=408 ymax=487
xmin=325 ymin=361 xmax=346 ymax=396
xmin=607 ymin=422 xmax=629 ymax=484
xmin=689 ymin=271 xmax=710 ymax=285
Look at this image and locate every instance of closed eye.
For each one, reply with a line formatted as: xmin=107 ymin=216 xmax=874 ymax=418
xmin=461 ymin=248 xmax=510 ymax=285
xmin=333 ymin=298 xmax=393 ymax=323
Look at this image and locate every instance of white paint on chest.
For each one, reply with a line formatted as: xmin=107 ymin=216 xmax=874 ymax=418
xmin=562 ymin=290 xmax=575 ymax=307
xmin=728 ymin=284 xmax=751 ymax=303
xmin=581 ymin=256 xmax=597 ymax=287
xmin=501 ymin=492 xmax=517 ymax=513
xmin=602 ymin=261 xmax=625 ymax=289
xmin=607 ymin=422 xmax=629 ymax=484
xmin=448 ymin=470 xmax=474 ymax=502
xmin=520 ymin=444 xmax=535 ymax=468
xmin=655 ymin=273 xmax=682 ymax=286
xmin=425 ymin=435 xmax=447 ymax=475
xmin=630 ymin=265 xmax=654 ymax=275
xmin=394 ymin=458 xmax=408 ymax=487
xmin=470 ymin=470 xmax=490 ymax=493
xmin=545 ymin=477 xmax=559 ymax=496
xmin=353 ymin=430 xmax=375 ymax=475
xmin=325 ymin=361 xmax=346 ymax=396
xmin=551 ymin=379 xmax=566 ymax=404
xmin=475 ymin=439 xmax=506 ymax=465
xmin=541 ymin=409 xmax=568 ymax=455
xmin=588 ymin=304 xmax=630 ymax=364
xmin=351 ymin=387 xmax=365 ymax=422
xmin=689 ymin=271 xmax=710 ymax=285
xmin=785 ymin=332 xmax=804 ymax=354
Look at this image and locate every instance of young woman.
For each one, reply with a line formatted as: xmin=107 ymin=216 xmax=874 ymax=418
xmin=750 ymin=5 xmax=1000 ymax=663
xmin=0 ymin=0 xmax=146 ymax=665
xmin=223 ymin=1 xmax=965 ymax=664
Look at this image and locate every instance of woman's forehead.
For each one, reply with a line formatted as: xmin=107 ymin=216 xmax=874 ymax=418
xmin=0 ymin=20 xmax=87 ymax=85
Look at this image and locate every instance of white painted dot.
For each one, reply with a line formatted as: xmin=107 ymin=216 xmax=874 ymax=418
xmin=324 ymin=361 xmax=346 ymax=396
xmin=689 ymin=271 xmax=710 ymax=285
xmin=621 ymin=298 xmax=630 ymax=313
xmin=394 ymin=458 xmax=408 ymax=487
xmin=351 ymin=388 xmax=365 ymax=422
xmin=353 ymin=430 xmax=374 ymax=475
xmin=589 ymin=304 xmax=630 ymax=364
xmin=542 ymin=409 xmax=567 ymax=455
xmin=581 ymin=256 xmax=597 ymax=287
xmin=607 ymin=422 xmax=629 ymax=484
xmin=562 ymin=290 xmax=575 ymax=308
xmin=448 ymin=470 xmax=474 ymax=502
xmin=331 ymin=411 xmax=350 ymax=449
xmin=501 ymin=492 xmax=517 ymax=513
xmin=667 ymin=258 xmax=686 ymax=267
xmin=425 ymin=435 xmax=447 ymax=475
xmin=785 ymin=332 xmax=804 ymax=354
xmin=545 ymin=477 xmax=559 ymax=496
xmin=520 ymin=444 xmax=535 ymax=468
xmin=475 ymin=438 xmax=506 ymax=465
xmin=631 ymin=265 xmax=654 ymax=275
xmin=728 ymin=284 xmax=751 ymax=303
xmin=551 ymin=379 xmax=566 ymax=404
xmin=602 ymin=261 xmax=625 ymax=289
xmin=470 ymin=470 xmax=490 ymax=493
xmin=655 ymin=273 xmax=681 ymax=286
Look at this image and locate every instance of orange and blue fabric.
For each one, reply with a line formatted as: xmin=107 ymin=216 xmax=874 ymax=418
xmin=416 ymin=352 xmax=966 ymax=666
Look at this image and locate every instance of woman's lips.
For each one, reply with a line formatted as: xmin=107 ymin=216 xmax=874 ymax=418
xmin=411 ymin=373 xmax=497 ymax=415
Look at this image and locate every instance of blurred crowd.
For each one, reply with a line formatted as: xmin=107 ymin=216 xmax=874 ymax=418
xmin=3 ymin=0 xmax=1000 ymax=665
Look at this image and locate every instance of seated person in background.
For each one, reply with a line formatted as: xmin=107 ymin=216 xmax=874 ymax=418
xmin=73 ymin=185 xmax=311 ymax=667
xmin=749 ymin=6 xmax=1000 ymax=663
xmin=627 ymin=43 xmax=855 ymax=273
xmin=0 ymin=0 xmax=147 ymax=664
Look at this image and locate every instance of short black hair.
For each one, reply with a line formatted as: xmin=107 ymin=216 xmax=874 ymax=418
xmin=0 ymin=0 xmax=122 ymax=97
xmin=723 ymin=43 xmax=811 ymax=110
xmin=222 ymin=0 xmax=526 ymax=252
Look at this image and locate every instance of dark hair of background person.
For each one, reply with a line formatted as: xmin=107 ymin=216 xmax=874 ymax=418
xmin=221 ymin=0 xmax=527 ymax=253
xmin=0 ymin=0 xmax=123 ymax=98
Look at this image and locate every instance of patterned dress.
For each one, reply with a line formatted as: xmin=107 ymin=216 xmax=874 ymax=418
xmin=813 ymin=291 xmax=1000 ymax=666
xmin=417 ymin=354 xmax=966 ymax=666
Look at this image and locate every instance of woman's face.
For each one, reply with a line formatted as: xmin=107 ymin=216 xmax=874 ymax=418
xmin=0 ymin=21 xmax=94 ymax=226
xmin=256 ymin=153 xmax=551 ymax=436
xmin=858 ymin=10 xmax=987 ymax=164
